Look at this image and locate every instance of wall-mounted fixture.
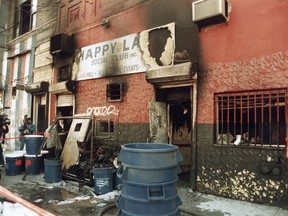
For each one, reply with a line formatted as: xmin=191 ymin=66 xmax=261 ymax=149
xmin=50 ymin=33 xmax=74 ymax=56
xmin=102 ymin=20 xmax=110 ymax=28
xmin=192 ymin=0 xmax=230 ymax=29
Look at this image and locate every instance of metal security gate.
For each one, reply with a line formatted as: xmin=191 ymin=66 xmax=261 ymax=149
xmin=57 ymin=94 xmax=73 ymax=107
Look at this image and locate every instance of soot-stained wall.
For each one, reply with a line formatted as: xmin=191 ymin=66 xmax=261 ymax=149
xmin=58 ymin=0 xmax=195 ymax=144
xmin=196 ymin=0 xmax=288 ymax=207
xmin=197 ymin=52 xmax=288 ymax=207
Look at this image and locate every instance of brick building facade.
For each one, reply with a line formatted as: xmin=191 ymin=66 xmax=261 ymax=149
xmin=1 ymin=0 xmax=288 ymax=208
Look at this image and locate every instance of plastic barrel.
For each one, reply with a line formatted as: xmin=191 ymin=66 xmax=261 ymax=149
xmin=113 ymin=168 xmax=122 ymax=190
xmin=117 ymin=164 xmax=181 ymax=183
xmin=116 ymin=143 xmax=183 ymax=216
xmin=117 ymin=208 xmax=181 ymax=216
xmin=5 ymin=151 xmax=25 ymax=176
xmin=41 ymin=150 xmax=49 ymax=172
xmin=117 ymin=143 xmax=183 ymax=167
xmin=117 ymin=193 xmax=182 ymax=216
xmin=44 ymin=159 xmax=62 ymax=183
xmin=120 ymin=178 xmax=178 ymax=201
xmin=25 ymin=154 xmax=42 ymax=175
xmin=92 ymin=167 xmax=115 ymax=195
xmin=25 ymin=135 xmax=44 ymax=155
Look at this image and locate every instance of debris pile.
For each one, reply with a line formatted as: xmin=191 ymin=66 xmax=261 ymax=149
xmin=93 ymin=144 xmax=121 ymax=168
xmin=64 ymin=143 xmax=120 ymax=182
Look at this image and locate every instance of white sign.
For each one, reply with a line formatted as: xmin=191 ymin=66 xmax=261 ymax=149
xmin=76 ymin=33 xmax=147 ymax=81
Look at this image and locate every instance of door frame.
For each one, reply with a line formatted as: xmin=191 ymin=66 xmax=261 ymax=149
xmin=155 ymin=83 xmax=197 ymax=189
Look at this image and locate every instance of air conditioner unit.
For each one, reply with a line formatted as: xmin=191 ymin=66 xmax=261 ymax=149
xmin=192 ymin=0 xmax=229 ymax=28
xmin=50 ymin=33 xmax=74 ymax=56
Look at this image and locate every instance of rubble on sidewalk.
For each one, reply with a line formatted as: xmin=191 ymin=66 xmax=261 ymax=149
xmin=0 ymin=171 xmax=120 ymax=216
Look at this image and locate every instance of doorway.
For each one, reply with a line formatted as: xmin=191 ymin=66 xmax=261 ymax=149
xmin=34 ymin=94 xmax=48 ymax=134
xmin=37 ymin=104 xmax=46 ymax=133
xmin=154 ymin=86 xmax=193 ymax=173
xmin=169 ymin=100 xmax=192 ymax=172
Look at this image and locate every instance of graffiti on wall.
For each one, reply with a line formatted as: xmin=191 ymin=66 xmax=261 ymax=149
xmin=87 ymin=105 xmax=119 ymax=116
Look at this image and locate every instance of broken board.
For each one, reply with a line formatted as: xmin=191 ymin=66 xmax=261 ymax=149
xmin=61 ymin=114 xmax=91 ymax=169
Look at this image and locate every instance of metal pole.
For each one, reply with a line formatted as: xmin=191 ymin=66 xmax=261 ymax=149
xmin=0 ymin=186 xmax=56 ymax=216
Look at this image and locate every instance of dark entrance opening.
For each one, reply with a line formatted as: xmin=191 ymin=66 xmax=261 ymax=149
xmin=57 ymin=106 xmax=73 ymax=117
xmin=37 ymin=104 xmax=46 ymax=133
xmin=155 ymin=86 xmax=192 ymax=183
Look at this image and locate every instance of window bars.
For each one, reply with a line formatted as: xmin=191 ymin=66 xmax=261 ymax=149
xmin=215 ymin=88 xmax=287 ymax=148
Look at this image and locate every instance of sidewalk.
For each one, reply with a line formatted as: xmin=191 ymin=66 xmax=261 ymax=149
xmin=0 ymin=167 xmax=288 ymax=216
xmin=177 ymin=186 xmax=288 ymax=216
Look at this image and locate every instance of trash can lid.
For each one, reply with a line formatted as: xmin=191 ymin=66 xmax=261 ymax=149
xmin=5 ymin=151 xmax=25 ymax=158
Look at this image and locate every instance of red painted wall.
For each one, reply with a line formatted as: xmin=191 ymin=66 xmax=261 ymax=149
xmin=200 ymin=0 xmax=288 ymax=63
xmin=197 ymin=0 xmax=288 ymax=124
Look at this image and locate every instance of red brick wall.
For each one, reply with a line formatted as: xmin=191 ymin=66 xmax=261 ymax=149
xmin=50 ymin=94 xmax=57 ymax=122
xmin=76 ymin=73 xmax=154 ymax=123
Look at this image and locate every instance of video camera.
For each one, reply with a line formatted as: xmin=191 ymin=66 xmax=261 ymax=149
xmin=0 ymin=114 xmax=10 ymax=126
xmin=23 ymin=114 xmax=28 ymax=125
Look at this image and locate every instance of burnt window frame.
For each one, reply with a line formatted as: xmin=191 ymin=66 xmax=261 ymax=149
xmin=58 ymin=65 xmax=71 ymax=82
xmin=106 ymin=83 xmax=123 ymax=102
xmin=214 ymin=88 xmax=287 ymax=148
xmin=95 ymin=119 xmax=115 ymax=138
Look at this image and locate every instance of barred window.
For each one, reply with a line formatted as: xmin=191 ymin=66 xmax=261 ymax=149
xmin=58 ymin=65 xmax=71 ymax=82
xmin=215 ymin=89 xmax=287 ymax=148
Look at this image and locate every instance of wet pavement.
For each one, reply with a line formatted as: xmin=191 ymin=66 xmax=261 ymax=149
xmin=0 ymin=168 xmax=119 ymax=216
xmin=1 ymin=167 xmax=288 ymax=216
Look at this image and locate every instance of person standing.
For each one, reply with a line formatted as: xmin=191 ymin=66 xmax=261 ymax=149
xmin=18 ymin=116 xmax=36 ymax=150
xmin=0 ymin=123 xmax=9 ymax=166
xmin=56 ymin=118 xmax=69 ymax=148
xmin=44 ymin=123 xmax=63 ymax=159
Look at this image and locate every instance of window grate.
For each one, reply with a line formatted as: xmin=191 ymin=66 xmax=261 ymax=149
xmin=215 ymin=89 xmax=287 ymax=148
xmin=58 ymin=65 xmax=71 ymax=82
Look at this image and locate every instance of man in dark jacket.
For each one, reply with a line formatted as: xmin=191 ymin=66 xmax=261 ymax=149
xmin=0 ymin=121 xmax=9 ymax=166
xmin=18 ymin=116 xmax=36 ymax=150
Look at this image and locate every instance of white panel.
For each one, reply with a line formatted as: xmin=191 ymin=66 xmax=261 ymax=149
xmin=2 ymin=51 xmax=8 ymax=88
xmin=57 ymin=94 xmax=73 ymax=107
xmin=27 ymin=38 xmax=32 ymax=50
xmin=33 ymin=65 xmax=53 ymax=83
xmin=31 ymin=0 xmax=37 ymax=13
xmin=13 ymin=58 xmax=19 ymax=85
xmin=192 ymin=0 xmax=228 ymax=21
xmin=149 ymin=102 xmax=168 ymax=143
xmin=14 ymin=43 xmax=20 ymax=55
xmin=40 ymin=95 xmax=46 ymax=105
xmin=61 ymin=113 xmax=91 ymax=169
xmin=34 ymin=51 xmax=53 ymax=68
